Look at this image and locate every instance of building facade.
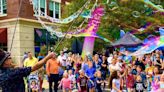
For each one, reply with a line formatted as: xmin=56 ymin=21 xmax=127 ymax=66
xmin=0 ymin=0 xmax=69 ymax=65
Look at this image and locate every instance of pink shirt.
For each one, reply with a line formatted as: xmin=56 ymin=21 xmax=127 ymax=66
xmin=60 ymin=78 xmax=71 ymax=89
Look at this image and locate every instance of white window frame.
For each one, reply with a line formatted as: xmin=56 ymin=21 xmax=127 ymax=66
xmin=49 ymin=0 xmax=61 ymax=19
xmin=34 ymin=0 xmax=47 ymax=17
xmin=0 ymin=0 xmax=7 ymax=16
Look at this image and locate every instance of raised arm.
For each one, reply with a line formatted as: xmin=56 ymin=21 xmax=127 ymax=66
xmin=31 ymin=52 xmax=54 ymax=72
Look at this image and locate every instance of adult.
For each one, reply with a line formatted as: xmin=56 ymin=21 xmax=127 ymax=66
xmin=100 ymin=55 xmax=108 ymax=89
xmin=93 ymin=54 xmax=102 ymax=70
xmin=109 ymin=59 xmax=121 ymax=74
xmin=24 ymin=52 xmax=38 ymax=68
xmin=46 ymin=53 xmax=60 ymax=92
xmin=23 ymin=52 xmax=38 ymax=90
xmin=0 ymin=49 xmax=54 ymax=92
xmin=135 ymin=56 xmax=145 ymax=71
xmin=21 ymin=52 xmax=28 ymax=67
xmin=57 ymin=51 xmax=67 ymax=70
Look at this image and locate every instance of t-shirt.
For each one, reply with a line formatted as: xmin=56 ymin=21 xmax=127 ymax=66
xmin=85 ymin=67 xmax=96 ymax=81
xmin=111 ymin=79 xmax=120 ymax=92
xmin=0 ymin=67 xmax=31 ymax=92
xmin=134 ymin=82 xmax=146 ymax=92
xmin=68 ymin=74 xmax=75 ymax=83
xmin=46 ymin=58 xmax=59 ymax=75
xmin=107 ymin=56 xmax=113 ymax=64
xmin=100 ymin=61 xmax=108 ymax=71
xmin=109 ymin=64 xmax=120 ymax=72
xmin=96 ymin=77 xmax=103 ymax=88
xmin=60 ymin=78 xmax=71 ymax=89
xmin=24 ymin=57 xmax=38 ymax=67
xmin=126 ymin=74 xmax=135 ymax=88
xmin=77 ymin=76 xmax=87 ymax=90
xmin=94 ymin=61 xmax=101 ymax=70
xmin=57 ymin=55 xmax=67 ymax=67
xmin=82 ymin=63 xmax=89 ymax=72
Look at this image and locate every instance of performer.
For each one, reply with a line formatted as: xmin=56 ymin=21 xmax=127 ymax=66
xmin=0 ymin=49 xmax=54 ymax=92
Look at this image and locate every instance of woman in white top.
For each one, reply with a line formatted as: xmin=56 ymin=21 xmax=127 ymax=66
xmin=109 ymin=59 xmax=121 ymax=74
xmin=109 ymin=71 xmax=121 ymax=92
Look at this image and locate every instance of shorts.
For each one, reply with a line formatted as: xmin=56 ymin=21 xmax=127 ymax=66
xmin=87 ymin=80 xmax=95 ymax=89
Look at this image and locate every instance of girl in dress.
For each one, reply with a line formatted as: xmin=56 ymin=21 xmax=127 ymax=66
xmin=151 ymin=66 xmax=161 ymax=92
xmin=157 ymin=73 xmax=164 ymax=92
xmin=126 ymin=66 xmax=135 ymax=92
xmin=109 ymin=71 xmax=122 ymax=92
xmin=58 ymin=72 xmax=72 ymax=92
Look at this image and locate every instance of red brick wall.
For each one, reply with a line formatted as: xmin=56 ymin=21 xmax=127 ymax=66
xmin=0 ymin=0 xmax=69 ymax=20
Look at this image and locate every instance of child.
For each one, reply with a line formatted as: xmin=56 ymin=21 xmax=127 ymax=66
xmin=134 ymin=75 xmax=146 ymax=92
xmin=136 ymin=65 xmax=146 ymax=84
xmin=151 ymin=66 xmax=161 ymax=92
xmin=95 ymin=71 xmax=103 ymax=92
xmin=126 ymin=66 xmax=135 ymax=92
xmin=157 ymin=73 xmax=164 ymax=92
xmin=77 ymin=70 xmax=87 ymax=92
xmin=109 ymin=71 xmax=122 ymax=92
xmin=68 ymin=69 xmax=76 ymax=90
xmin=30 ymin=80 xmax=39 ymax=92
xmin=58 ymin=72 xmax=72 ymax=92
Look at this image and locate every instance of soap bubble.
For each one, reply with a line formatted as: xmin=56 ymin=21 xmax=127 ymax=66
xmin=132 ymin=11 xmax=140 ymax=18
xmin=157 ymin=5 xmax=163 ymax=9
xmin=109 ymin=1 xmax=118 ymax=9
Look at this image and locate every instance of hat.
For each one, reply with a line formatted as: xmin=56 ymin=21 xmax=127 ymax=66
xmin=0 ymin=49 xmax=10 ymax=67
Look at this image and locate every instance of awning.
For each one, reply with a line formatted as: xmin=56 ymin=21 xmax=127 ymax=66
xmin=0 ymin=28 xmax=7 ymax=44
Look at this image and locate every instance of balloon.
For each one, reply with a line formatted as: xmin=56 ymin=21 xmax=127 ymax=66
xmin=132 ymin=11 xmax=140 ymax=18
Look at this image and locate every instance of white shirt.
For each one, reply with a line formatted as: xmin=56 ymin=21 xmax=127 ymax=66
xmin=107 ymin=56 xmax=113 ymax=64
xmin=57 ymin=55 xmax=67 ymax=66
xmin=116 ymin=62 xmax=122 ymax=71
xmin=68 ymin=74 xmax=76 ymax=83
xmin=109 ymin=64 xmax=120 ymax=71
xmin=111 ymin=79 xmax=120 ymax=92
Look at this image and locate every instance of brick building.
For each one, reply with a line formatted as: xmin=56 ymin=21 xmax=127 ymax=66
xmin=0 ymin=0 xmax=69 ymax=65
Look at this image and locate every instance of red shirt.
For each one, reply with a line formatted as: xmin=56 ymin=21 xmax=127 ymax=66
xmin=126 ymin=74 xmax=135 ymax=88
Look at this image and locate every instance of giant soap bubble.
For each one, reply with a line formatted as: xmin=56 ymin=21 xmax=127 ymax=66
xmin=132 ymin=11 xmax=140 ymax=18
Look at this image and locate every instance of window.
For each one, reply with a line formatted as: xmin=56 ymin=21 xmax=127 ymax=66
xmin=0 ymin=0 xmax=7 ymax=15
xmin=34 ymin=0 xmax=46 ymax=16
xmin=49 ymin=1 xmax=60 ymax=19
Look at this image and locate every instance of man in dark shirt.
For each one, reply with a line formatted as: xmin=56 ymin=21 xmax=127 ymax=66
xmin=0 ymin=49 xmax=54 ymax=92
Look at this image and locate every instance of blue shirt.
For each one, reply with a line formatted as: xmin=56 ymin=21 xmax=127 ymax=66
xmin=85 ymin=67 xmax=96 ymax=81
xmin=0 ymin=67 xmax=31 ymax=92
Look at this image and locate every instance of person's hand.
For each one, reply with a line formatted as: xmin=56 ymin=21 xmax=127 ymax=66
xmin=47 ymin=52 xmax=55 ymax=59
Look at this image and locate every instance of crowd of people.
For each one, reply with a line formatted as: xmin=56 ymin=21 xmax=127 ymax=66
xmin=1 ymin=48 xmax=163 ymax=92
xmin=22 ymin=49 xmax=164 ymax=92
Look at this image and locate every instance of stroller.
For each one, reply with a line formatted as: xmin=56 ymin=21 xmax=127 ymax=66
xmin=27 ymin=74 xmax=40 ymax=92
